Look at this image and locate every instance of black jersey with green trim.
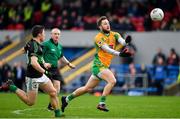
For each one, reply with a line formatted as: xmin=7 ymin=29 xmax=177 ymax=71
xmin=24 ymin=39 xmax=44 ymax=78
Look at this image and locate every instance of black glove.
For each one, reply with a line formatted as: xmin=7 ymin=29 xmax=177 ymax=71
xmin=44 ymin=70 xmax=53 ymax=77
xmin=125 ymin=35 xmax=132 ymax=44
xmin=119 ymin=48 xmax=132 ymax=57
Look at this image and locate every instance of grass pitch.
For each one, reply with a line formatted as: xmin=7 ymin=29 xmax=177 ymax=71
xmin=0 ymin=93 xmax=180 ymax=118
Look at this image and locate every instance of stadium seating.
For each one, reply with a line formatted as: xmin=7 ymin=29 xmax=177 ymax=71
xmin=0 ymin=1 xmax=179 ymax=31
xmin=165 ymin=65 xmax=179 ymax=85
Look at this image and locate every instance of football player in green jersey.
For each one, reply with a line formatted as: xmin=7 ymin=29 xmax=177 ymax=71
xmin=42 ymin=28 xmax=75 ymax=111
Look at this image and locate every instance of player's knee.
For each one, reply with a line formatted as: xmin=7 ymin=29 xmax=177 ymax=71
xmin=87 ymin=88 xmax=93 ymax=92
xmin=54 ymin=85 xmax=60 ymax=94
xmin=56 ymin=90 xmax=60 ymax=95
xmin=112 ymin=80 xmax=116 ymax=86
xmin=113 ymin=80 xmax=117 ymax=85
xmin=54 ymin=84 xmax=60 ymax=89
xmin=84 ymin=86 xmax=93 ymax=92
xmin=26 ymin=101 xmax=35 ymax=106
xmin=49 ymin=90 xmax=57 ymax=97
xmin=109 ymin=80 xmax=116 ymax=86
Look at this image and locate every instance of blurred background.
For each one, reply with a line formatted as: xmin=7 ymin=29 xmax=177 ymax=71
xmin=0 ymin=0 xmax=180 ymax=96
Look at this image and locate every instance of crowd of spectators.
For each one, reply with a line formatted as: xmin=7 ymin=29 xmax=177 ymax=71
xmin=153 ymin=48 xmax=179 ymax=66
xmin=150 ymin=48 xmax=179 ymax=94
xmin=0 ymin=61 xmax=26 ymax=90
xmin=0 ymin=0 xmax=180 ymax=31
xmin=125 ymin=48 xmax=179 ymax=95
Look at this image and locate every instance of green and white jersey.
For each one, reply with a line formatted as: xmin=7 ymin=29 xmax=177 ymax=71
xmin=42 ymin=39 xmax=63 ymax=68
xmin=24 ymin=39 xmax=44 ymax=78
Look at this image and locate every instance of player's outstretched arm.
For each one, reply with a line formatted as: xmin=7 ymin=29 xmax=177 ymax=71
xmin=18 ymin=47 xmax=26 ymax=55
xmin=101 ymin=44 xmax=120 ymax=56
xmin=101 ymin=44 xmax=131 ymax=57
xmin=60 ymin=56 xmax=76 ymax=69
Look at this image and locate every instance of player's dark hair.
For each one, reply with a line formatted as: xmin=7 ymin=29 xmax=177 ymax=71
xmin=31 ymin=25 xmax=45 ymax=37
xmin=97 ymin=16 xmax=108 ymax=27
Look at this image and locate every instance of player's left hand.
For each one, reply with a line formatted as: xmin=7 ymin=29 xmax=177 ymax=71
xmin=44 ymin=63 xmax=51 ymax=69
xmin=68 ymin=63 xmax=76 ymax=69
xmin=44 ymin=70 xmax=53 ymax=77
xmin=119 ymin=47 xmax=132 ymax=57
xmin=125 ymin=35 xmax=132 ymax=44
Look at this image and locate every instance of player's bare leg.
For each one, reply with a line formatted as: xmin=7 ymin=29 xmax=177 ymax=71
xmin=40 ymin=80 xmax=62 ymax=117
xmin=0 ymin=80 xmax=38 ymax=106
xmin=61 ymin=75 xmax=100 ymax=112
xmin=1 ymin=78 xmax=62 ymax=117
xmin=48 ymin=80 xmax=61 ymax=111
xmin=53 ymin=80 xmax=61 ymax=94
xmin=15 ymin=90 xmax=37 ymax=106
xmin=97 ymin=69 xmax=116 ymax=112
xmin=98 ymin=69 xmax=116 ymax=95
xmin=72 ymin=75 xmax=99 ymax=96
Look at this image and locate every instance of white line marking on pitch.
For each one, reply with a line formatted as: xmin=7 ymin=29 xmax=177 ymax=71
xmin=12 ymin=107 xmax=45 ymax=117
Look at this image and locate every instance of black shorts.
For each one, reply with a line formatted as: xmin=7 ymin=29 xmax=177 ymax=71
xmin=47 ymin=67 xmax=63 ymax=81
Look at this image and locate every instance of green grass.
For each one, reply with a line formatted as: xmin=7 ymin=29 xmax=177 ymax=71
xmin=0 ymin=93 xmax=180 ymax=118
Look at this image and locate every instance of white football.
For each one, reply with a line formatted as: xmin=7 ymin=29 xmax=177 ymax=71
xmin=150 ymin=8 xmax=164 ymax=21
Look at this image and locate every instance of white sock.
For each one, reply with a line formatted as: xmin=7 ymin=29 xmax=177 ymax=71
xmin=99 ymin=102 xmax=105 ymax=105
xmin=65 ymin=96 xmax=69 ymax=103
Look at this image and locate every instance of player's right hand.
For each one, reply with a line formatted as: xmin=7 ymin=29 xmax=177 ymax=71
xmin=119 ymin=47 xmax=132 ymax=57
xmin=44 ymin=70 xmax=53 ymax=77
xmin=68 ymin=63 xmax=76 ymax=69
xmin=44 ymin=63 xmax=51 ymax=69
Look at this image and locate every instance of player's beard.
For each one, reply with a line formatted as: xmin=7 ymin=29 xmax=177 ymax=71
xmin=102 ymin=29 xmax=110 ymax=34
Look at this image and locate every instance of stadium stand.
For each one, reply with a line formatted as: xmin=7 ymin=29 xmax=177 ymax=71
xmin=0 ymin=35 xmax=12 ymax=50
xmin=0 ymin=0 xmax=180 ymax=31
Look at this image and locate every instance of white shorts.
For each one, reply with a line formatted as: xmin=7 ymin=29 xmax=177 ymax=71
xmin=26 ymin=74 xmax=50 ymax=92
